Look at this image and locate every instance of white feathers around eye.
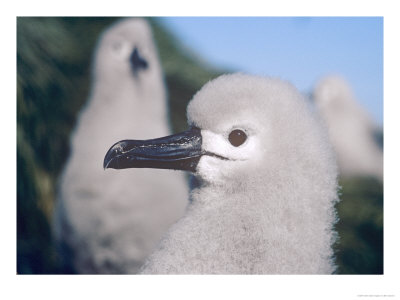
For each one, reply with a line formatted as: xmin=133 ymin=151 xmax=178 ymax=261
xmin=197 ymin=126 xmax=263 ymax=185
xmin=201 ymin=127 xmax=258 ymax=160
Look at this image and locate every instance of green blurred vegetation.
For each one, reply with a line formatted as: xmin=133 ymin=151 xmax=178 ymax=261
xmin=334 ymin=177 xmax=383 ymax=274
xmin=17 ymin=17 xmax=383 ymax=274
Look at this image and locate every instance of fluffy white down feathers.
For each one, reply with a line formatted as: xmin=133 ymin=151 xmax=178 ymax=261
xmin=140 ymin=73 xmax=339 ymax=274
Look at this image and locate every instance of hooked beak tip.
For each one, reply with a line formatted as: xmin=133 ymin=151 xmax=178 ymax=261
xmin=103 ymin=142 xmax=123 ymax=170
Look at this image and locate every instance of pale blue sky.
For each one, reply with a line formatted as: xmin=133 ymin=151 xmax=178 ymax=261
xmin=160 ymin=17 xmax=383 ymax=125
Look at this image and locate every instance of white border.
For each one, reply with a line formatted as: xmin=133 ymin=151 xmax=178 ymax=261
xmin=3 ymin=1 xmax=399 ymax=299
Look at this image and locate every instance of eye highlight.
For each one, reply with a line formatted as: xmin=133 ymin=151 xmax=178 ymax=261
xmin=228 ymin=129 xmax=247 ymax=147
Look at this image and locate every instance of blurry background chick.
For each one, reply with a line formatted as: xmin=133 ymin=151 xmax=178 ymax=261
xmin=313 ymin=75 xmax=383 ymax=180
xmin=53 ymin=18 xmax=189 ymax=274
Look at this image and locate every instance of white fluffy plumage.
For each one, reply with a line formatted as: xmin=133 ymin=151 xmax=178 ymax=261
xmin=54 ymin=18 xmax=188 ymax=273
xmin=313 ymin=75 xmax=383 ymax=180
xmin=140 ymin=73 xmax=339 ymax=274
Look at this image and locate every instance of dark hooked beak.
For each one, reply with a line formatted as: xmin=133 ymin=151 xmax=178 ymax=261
xmin=130 ymin=47 xmax=148 ymax=76
xmin=103 ymin=127 xmax=202 ymax=172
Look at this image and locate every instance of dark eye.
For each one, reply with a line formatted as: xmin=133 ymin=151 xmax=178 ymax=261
xmin=228 ymin=129 xmax=247 ymax=147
